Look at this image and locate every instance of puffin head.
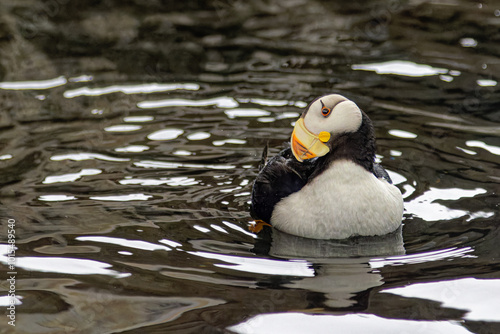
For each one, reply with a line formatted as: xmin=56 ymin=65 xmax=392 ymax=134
xmin=291 ymin=94 xmax=363 ymax=162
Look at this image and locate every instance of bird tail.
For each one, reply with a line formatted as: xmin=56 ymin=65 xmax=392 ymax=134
xmin=258 ymin=141 xmax=269 ymax=172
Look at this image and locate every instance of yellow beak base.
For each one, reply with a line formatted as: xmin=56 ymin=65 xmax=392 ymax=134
xmin=290 ymin=118 xmax=330 ymax=162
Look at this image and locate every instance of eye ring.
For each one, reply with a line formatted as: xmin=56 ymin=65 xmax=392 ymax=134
xmin=321 ymin=107 xmax=331 ymax=117
xmin=320 ymin=100 xmax=331 ymax=117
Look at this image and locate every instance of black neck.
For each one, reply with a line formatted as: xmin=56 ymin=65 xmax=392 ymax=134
xmin=310 ymin=111 xmax=376 ymax=179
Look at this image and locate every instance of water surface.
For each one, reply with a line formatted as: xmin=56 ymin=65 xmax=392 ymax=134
xmin=0 ymin=1 xmax=499 ymax=333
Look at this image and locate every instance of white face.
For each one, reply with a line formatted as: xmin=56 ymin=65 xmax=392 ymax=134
xmin=303 ymin=94 xmax=362 ymax=138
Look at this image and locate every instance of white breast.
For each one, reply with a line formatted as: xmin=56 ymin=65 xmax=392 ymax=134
xmin=271 ymin=160 xmax=404 ymax=240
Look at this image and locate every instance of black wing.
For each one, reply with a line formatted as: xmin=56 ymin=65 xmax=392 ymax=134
xmin=373 ymin=163 xmax=393 ymax=184
xmin=251 ymin=147 xmax=315 ymax=223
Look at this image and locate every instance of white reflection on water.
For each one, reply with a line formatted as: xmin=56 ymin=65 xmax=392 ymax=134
xmin=0 ymin=76 xmax=67 ymax=90
xmin=220 ymin=186 xmax=242 ymax=193
xmin=466 ymin=140 xmax=500 ymax=155
xmin=237 ymin=97 xmax=307 ymax=108
xmin=104 ymin=124 xmax=142 ymax=132
xmin=134 ymin=160 xmax=235 ymax=170
xmin=68 ymin=75 xmax=93 ymax=83
xmin=222 ymin=221 xmax=257 ymax=238
xmin=210 ymin=224 xmax=229 ymax=234
xmin=257 ymin=117 xmax=276 ymax=123
xmin=118 ymin=251 xmax=133 ymax=256
xmin=388 ymin=129 xmax=418 ymax=139
xmin=0 ymin=154 xmax=13 ymax=160
xmin=405 ymin=187 xmax=491 ymax=221
xmin=76 ymin=236 xmax=173 ymax=252
xmin=38 ymin=195 xmax=77 ymax=202
xmin=257 ymin=111 xmax=300 ymax=123
xmin=456 ymin=146 xmax=477 ymax=155
xmin=382 ymin=278 xmax=500 ymax=322
xmin=212 ymin=139 xmax=246 ymax=146
xmin=64 ymin=83 xmax=199 ymax=98
xmin=159 ymin=239 xmax=182 ymax=248
xmin=188 ymin=251 xmax=314 ymax=277
xmin=147 ymin=129 xmax=184 ymax=141
xmin=0 ymin=245 xmax=128 ymax=277
xmin=224 ymin=108 xmax=271 ymax=119
xmin=440 ymin=74 xmax=454 ymax=82
xmin=138 ymin=96 xmax=238 ymax=109
xmin=277 ymin=112 xmax=301 ymax=119
xmin=51 ymin=153 xmax=130 ymax=162
xmin=123 ymin=116 xmax=154 ymax=122
xmin=476 ymin=79 xmax=497 ymax=87
xmin=352 ymin=60 xmax=448 ymax=77
xmin=229 ymin=312 xmax=473 ymax=334
xmin=173 ymin=150 xmax=193 ymax=156
xmin=43 ymin=169 xmax=102 ymax=184
xmin=460 ymin=37 xmax=478 ymax=48
xmin=193 ymin=225 xmax=211 ymax=233
xmin=115 ymin=145 xmax=150 ymax=153
xmin=90 ymin=194 xmax=152 ymax=201
xmin=0 ymin=295 xmax=22 ymax=306
xmin=119 ymin=176 xmax=198 ymax=186
xmin=187 ymin=132 xmax=211 ymax=140
xmin=370 ymin=246 xmax=475 ymax=269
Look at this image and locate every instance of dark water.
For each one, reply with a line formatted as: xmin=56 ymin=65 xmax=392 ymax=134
xmin=0 ymin=1 xmax=499 ymax=333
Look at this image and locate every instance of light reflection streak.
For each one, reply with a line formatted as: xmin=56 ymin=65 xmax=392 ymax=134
xmin=64 ymin=83 xmax=199 ymax=98
xmin=352 ymin=60 xmax=448 ymax=77
xmin=147 ymin=129 xmax=184 ymax=141
xmin=123 ymin=116 xmax=154 ymax=122
xmin=104 ymin=124 xmax=142 ymax=132
xmin=114 ymin=145 xmax=150 ymax=153
xmin=38 ymin=195 xmax=77 ymax=202
xmin=237 ymin=97 xmax=307 ymax=107
xmin=90 ymin=193 xmax=152 ymax=201
xmin=0 ymin=295 xmax=22 ymax=306
xmin=138 ymin=96 xmax=238 ymax=109
xmin=229 ymin=313 xmax=473 ymax=334
xmin=134 ymin=160 xmax=235 ymax=170
xmin=388 ymin=129 xmax=417 ymax=139
xmin=382 ymin=278 xmax=500 ymax=322
xmin=188 ymin=251 xmax=314 ymax=277
xmin=369 ymin=246 xmax=475 ymax=269
xmin=405 ymin=187 xmax=489 ymax=221
xmin=51 ymin=153 xmax=130 ymax=162
xmin=119 ymin=176 xmax=198 ymax=186
xmin=76 ymin=236 xmax=173 ymax=252
xmin=0 ymin=245 xmax=127 ymax=277
xmin=466 ymin=140 xmax=500 ymax=155
xmin=43 ymin=168 xmax=102 ymax=184
xmin=224 ymin=108 xmax=271 ymax=119
xmin=0 ymin=76 xmax=67 ymax=90
xmin=221 ymin=221 xmax=257 ymax=238
xmin=212 ymin=139 xmax=246 ymax=146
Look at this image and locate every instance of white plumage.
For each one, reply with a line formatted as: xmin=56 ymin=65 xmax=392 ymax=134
xmin=271 ymin=159 xmax=404 ymax=240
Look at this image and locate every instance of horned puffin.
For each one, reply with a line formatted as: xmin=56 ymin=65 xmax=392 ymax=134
xmin=251 ymin=94 xmax=404 ymax=240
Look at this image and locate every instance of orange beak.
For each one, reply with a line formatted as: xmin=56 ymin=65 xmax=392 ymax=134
xmin=290 ymin=118 xmax=331 ymax=162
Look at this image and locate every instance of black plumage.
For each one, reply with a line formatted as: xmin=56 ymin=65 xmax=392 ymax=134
xmin=250 ymin=147 xmax=316 ymax=223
